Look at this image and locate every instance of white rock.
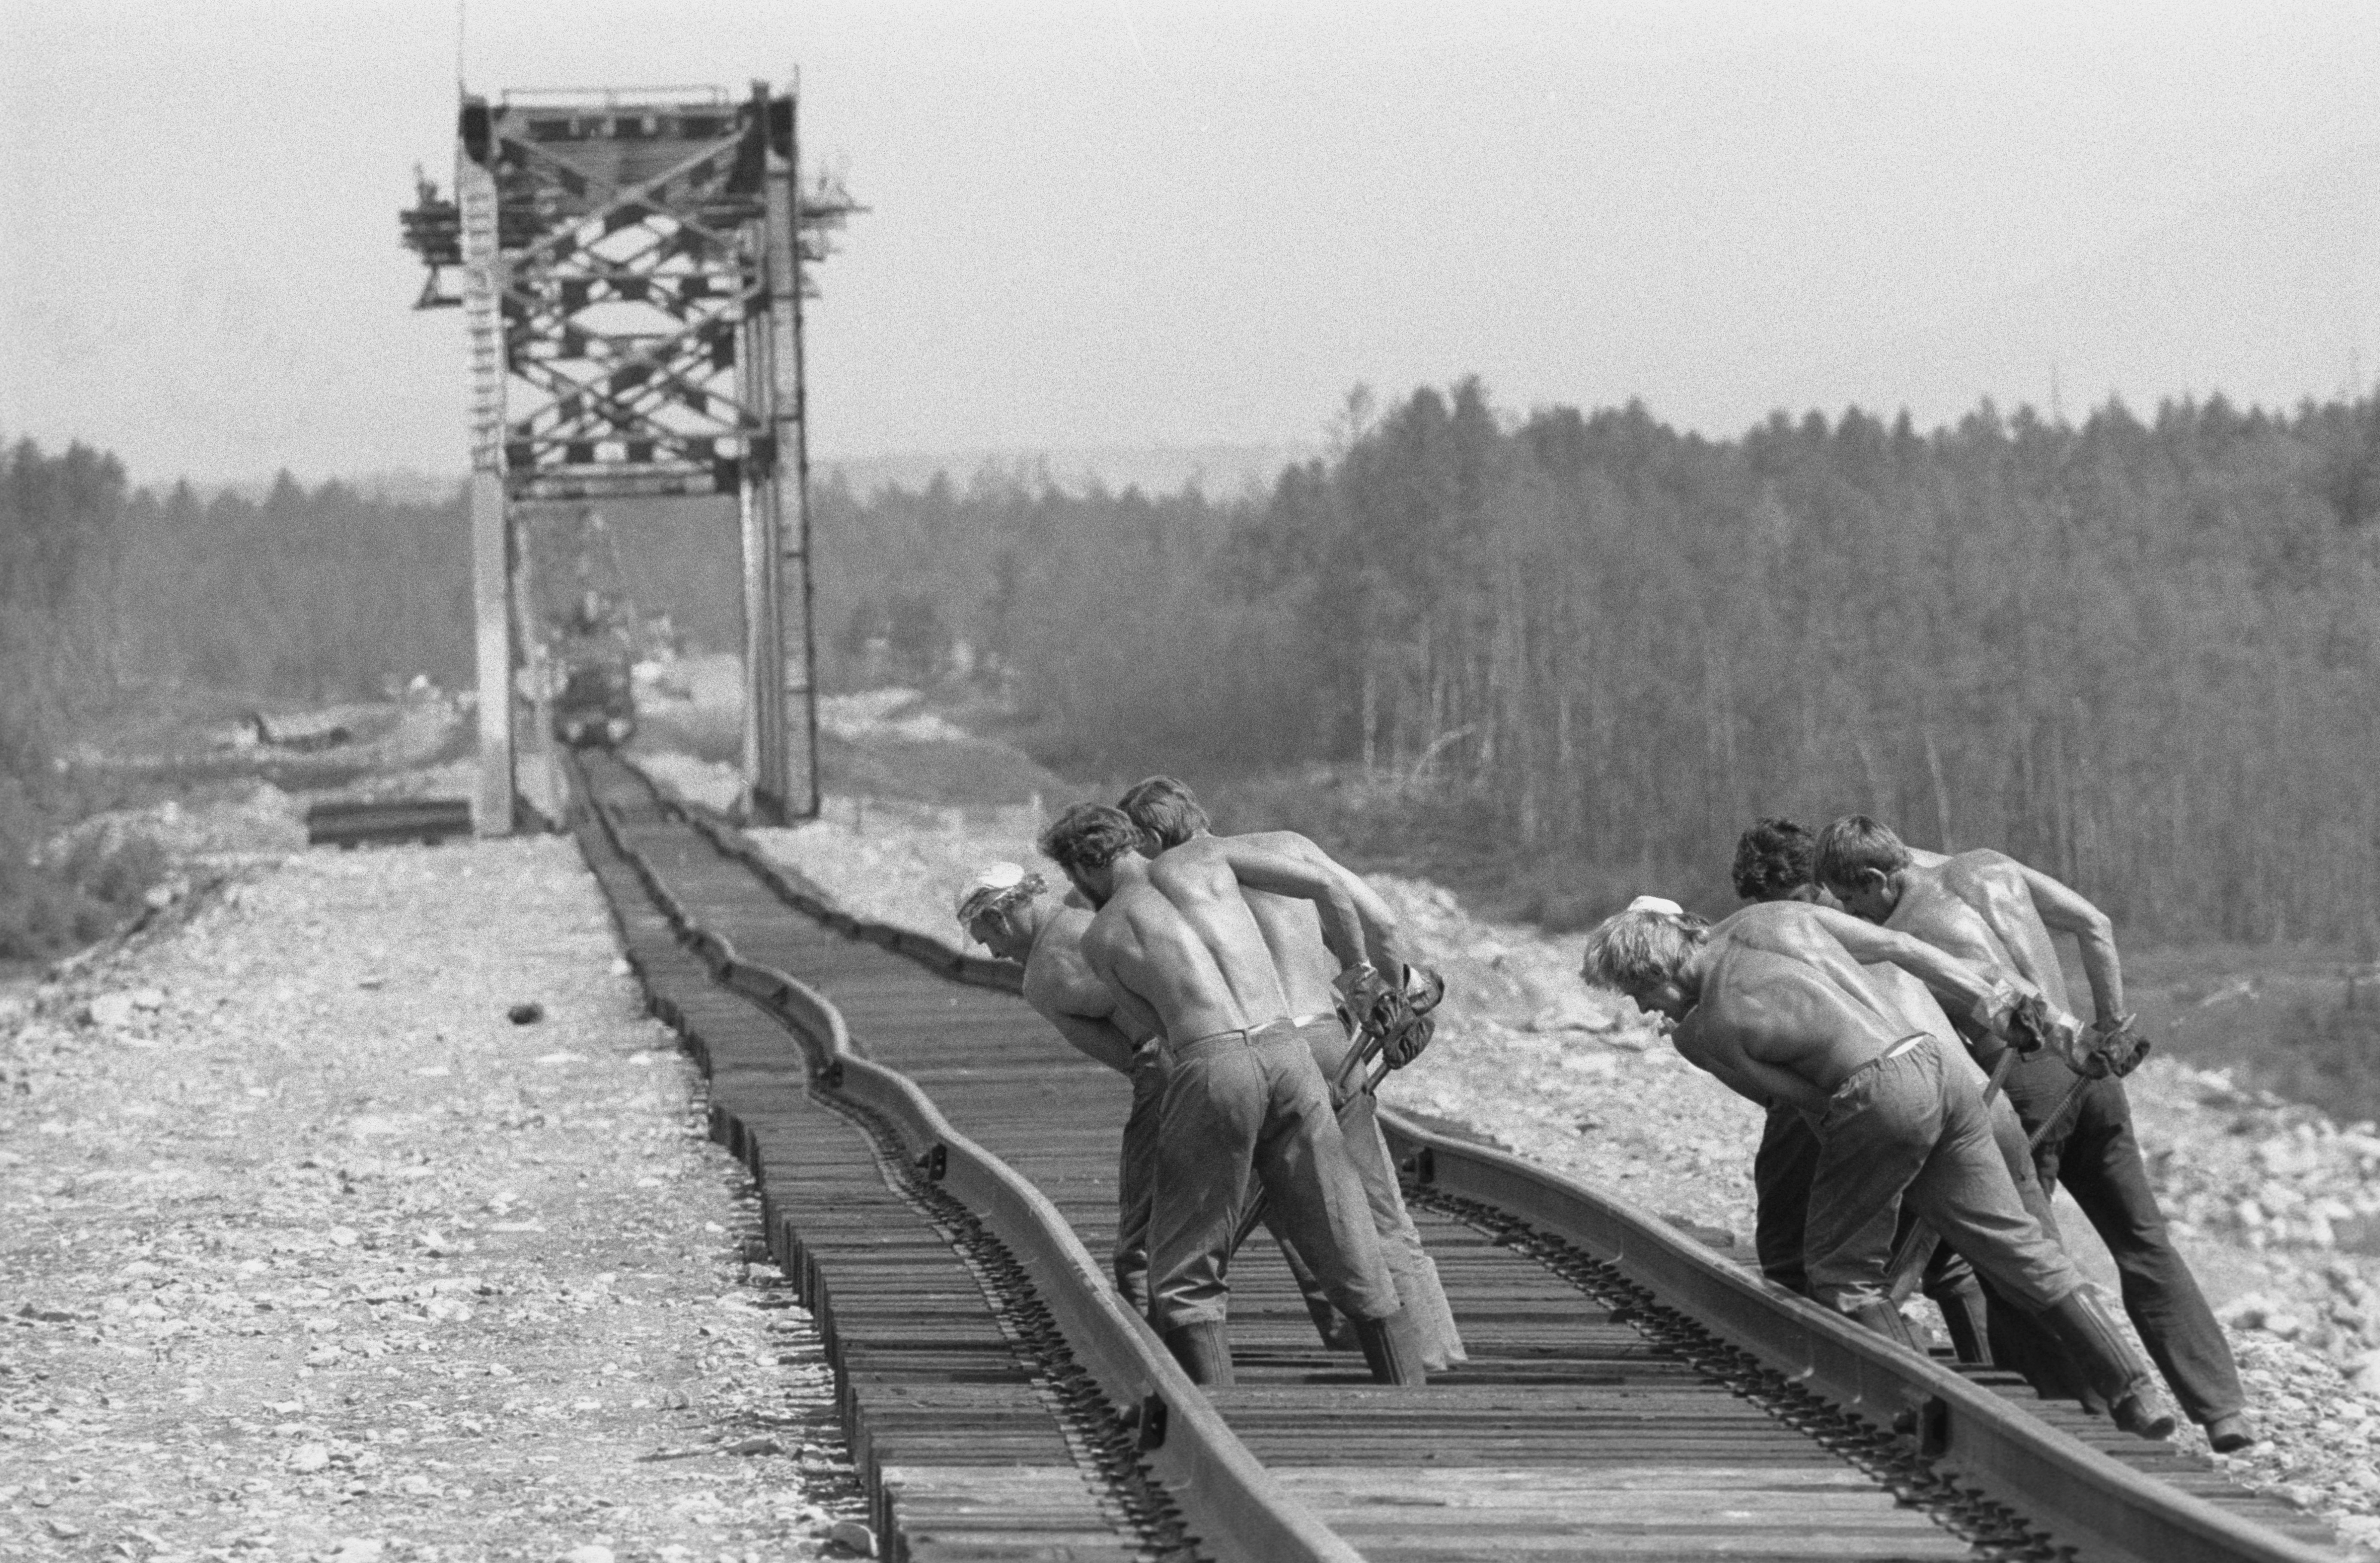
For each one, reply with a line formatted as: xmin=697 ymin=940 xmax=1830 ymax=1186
xmin=86 ymin=994 xmax=136 ymax=1029
xmin=288 ymin=1443 xmax=331 ymax=1473
xmin=331 ymin=1541 xmax=385 ymax=1563
xmin=129 ymin=987 xmax=166 ymax=1010
xmin=562 ymin=1548 xmax=614 ymax=1563
xmin=2266 ymin=1310 xmax=2307 ymax=1341
xmin=829 ymin=1520 xmax=877 ymax=1557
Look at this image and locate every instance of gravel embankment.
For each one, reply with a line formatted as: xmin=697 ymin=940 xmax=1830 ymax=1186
xmin=2 ymin=836 xmax=874 ymax=1563
xmin=748 ymin=813 xmax=2380 ymax=1558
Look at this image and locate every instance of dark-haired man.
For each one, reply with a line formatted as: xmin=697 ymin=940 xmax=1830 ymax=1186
xmin=1814 ymin=816 xmax=2252 ymax=1451
xmin=1120 ymin=776 xmax=1465 ymax=1371
xmin=1580 ymin=900 xmax=2179 ymax=1439
xmin=954 ymin=861 xmax=1349 ymax=1347
xmin=1733 ymin=818 xmax=2089 ymax=1392
xmin=1039 ymin=803 xmax=1426 ymax=1387
xmin=1730 ymin=819 xmax=1989 ymax=1358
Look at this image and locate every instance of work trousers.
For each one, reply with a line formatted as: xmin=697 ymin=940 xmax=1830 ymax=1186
xmin=1145 ymin=1018 xmax=1399 ymax=1332
xmin=1805 ymin=1042 xmax=2082 ymax=1317
xmin=1113 ymin=1047 xmax=1330 ymax=1319
xmin=2003 ymin=1053 xmax=2245 ymax=1424
xmin=1753 ymin=1100 xmax=1982 ymax=1310
xmin=1298 ymin=1016 xmax=1467 ymax=1366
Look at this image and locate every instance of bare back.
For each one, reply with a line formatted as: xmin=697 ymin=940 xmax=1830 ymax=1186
xmin=1684 ymin=903 xmax=1935 ymax=1110
xmin=1884 ymin=860 xmax=2025 ymax=990
xmin=1142 ymin=850 xmax=1296 ymax=1026
xmin=1863 ymin=961 xmax=1988 ymax=1087
xmin=1023 ymin=905 xmax=1152 ymax=1036
xmin=1942 ymin=851 xmax=2073 ymax=1013
xmin=1081 ymin=879 xmax=1281 ymax=1045
xmin=1161 ymin=832 xmax=1339 ymax=1013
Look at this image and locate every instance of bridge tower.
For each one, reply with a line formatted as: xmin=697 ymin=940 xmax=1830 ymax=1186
xmin=401 ymin=81 xmax=858 ymax=832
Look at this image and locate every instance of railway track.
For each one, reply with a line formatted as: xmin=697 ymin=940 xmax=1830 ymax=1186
xmin=569 ymin=749 xmax=2341 ymax=1563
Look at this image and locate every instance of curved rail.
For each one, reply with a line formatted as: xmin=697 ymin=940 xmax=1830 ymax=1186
xmin=581 ymin=759 xmax=1356 ymax=1563
xmin=613 ymin=756 xmax=2335 ymax=1563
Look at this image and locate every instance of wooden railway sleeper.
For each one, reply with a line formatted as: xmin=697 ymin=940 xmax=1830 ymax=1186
xmin=1410 ymin=1185 xmax=2073 ymax=1563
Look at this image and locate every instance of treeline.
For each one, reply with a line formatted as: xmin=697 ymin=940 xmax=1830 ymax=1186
xmin=112 ymin=475 xmax=472 ymax=700
xmin=1 ymin=445 xmax=473 ymax=952
xmin=2 ymin=438 xmax=153 ymax=952
xmin=818 ymin=383 xmax=2380 ymax=946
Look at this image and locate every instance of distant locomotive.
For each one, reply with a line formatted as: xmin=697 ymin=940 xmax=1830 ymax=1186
xmin=554 ymin=658 xmax=636 ymax=748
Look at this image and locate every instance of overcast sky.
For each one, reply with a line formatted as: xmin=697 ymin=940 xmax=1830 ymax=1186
xmin=3 ymin=0 xmax=2376 ymax=487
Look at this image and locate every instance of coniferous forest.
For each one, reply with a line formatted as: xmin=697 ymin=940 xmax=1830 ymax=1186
xmin=8 ymin=379 xmax=2380 ymax=948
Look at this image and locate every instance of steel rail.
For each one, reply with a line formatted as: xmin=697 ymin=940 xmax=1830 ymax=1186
xmin=609 ymin=755 xmax=2336 ymax=1563
xmin=578 ymin=760 xmax=1358 ymax=1563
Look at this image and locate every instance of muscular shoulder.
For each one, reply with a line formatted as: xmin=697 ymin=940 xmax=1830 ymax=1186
xmin=1708 ymin=900 xmax=1814 ymax=954
xmin=1023 ymin=908 xmax=1109 ymax=1017
xmin=1235 ymin=827 xmax=1327 ymax=861
xmin=1147 ymin=843 xmax=1230 ymax=897
xmin=1944 ymin=849 xmax=2025 ymax=897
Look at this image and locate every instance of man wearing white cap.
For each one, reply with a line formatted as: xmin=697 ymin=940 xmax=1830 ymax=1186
xmin=1579 ymin=898 xmax=2180 ymax=1441
xmin=955 ymin=862 xmax=1349 ymax=1342
xmin=1120 ymin=775 xmax=1465 ymax=1372
xmin=1040 ymin=803 xmax=1424 ymax=1388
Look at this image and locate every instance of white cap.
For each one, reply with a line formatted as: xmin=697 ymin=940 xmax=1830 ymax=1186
xmin=1625 ymin=894 xmax=1685 ymax=917
xmin=955 ymin=861 xmax=1036 ymax=926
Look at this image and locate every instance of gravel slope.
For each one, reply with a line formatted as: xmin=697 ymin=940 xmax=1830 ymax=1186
xmin=2 ymin=838 xmax=874 ymax=1563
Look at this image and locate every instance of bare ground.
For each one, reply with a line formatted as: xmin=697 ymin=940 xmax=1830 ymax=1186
xmin=0 ymin=835 xmax=875 ymax=1563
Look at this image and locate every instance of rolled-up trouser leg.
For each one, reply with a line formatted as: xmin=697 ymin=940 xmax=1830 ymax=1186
xmin=1245 ymin=1026 xmax=1400 ymax=1326
xmin=1145 ymin=1036 xmax=1270 ymax=1333
xmin=1113 ymin=1051 xmax=1165 ymax=1314
xmin=1753 ymin=1103 xmax=1823 ymax=1295
xmin=1976 ymin=1091 xmax=2098 ymax=1403
xmin=1299 ymin=1018 xmax=1465 ymax=1368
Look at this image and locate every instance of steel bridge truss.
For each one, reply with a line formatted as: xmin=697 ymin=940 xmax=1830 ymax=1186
xmin=406 ymin=82 xmax=858 ymax=831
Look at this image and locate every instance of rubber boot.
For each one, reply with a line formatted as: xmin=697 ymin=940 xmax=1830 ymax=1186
xmin=1352 ymin=1310 xmax=1429 ymax=1387
xmin=1159 ymin=1322 xmax=1235 ymax=1388
xmin=2037 ymin=1288 xmax=2177 ymax=1440
xmin=1849 ymin=1297 xmax=1924 ymax=1354
xmin=1303 ymin=1296 xmax=1358 ymax=1351
xmin=1934 ymin=1282 xmax=1994 ymax=1366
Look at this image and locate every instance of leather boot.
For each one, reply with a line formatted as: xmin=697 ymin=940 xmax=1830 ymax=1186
xmin=1352 ymin=1310 xmax=1428 ymax=1387
xmin=1159 ymin=1322 xmax=1234 ymax=1387
xmin=1849 ymin=1297 xmax=1924 ymax=1354
xmin=1935 ymin=1283 xmax=1993 ymax=1366
xmin=2037 ymin=1288 xmax=2177 ymax=1440
xmin=1304 ymin=1296 xmax=1358 ymax=1352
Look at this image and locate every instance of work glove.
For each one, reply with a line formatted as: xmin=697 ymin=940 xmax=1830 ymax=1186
xmin=1332 ymin=961 xmax=1446 ymax=1072
xmin=1971 ymin=979 xmax=2046 ymax=1055
xmin=2058 ymin=1012 xmax=2150 ymax=1080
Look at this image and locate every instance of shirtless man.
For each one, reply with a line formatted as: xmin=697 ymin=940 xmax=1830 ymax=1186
xmin=1729 ymin=819 xmax=1991 ymax=1357
xmin=1039 ymin=803 xmax=1424 ymax=1388
xmin=1732 ymin=819 xmax=2087 ymax=1392
xmin=1581 ymin=899 xmax=2180 ymax=1440
xmin=1120 ymin=776 xmax=1465 ymax=1372
xmin=953 ymin=862 xmax=1349 ymax=1346
xmin=1814 ymin=816 xmax=2252 ymax=1451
